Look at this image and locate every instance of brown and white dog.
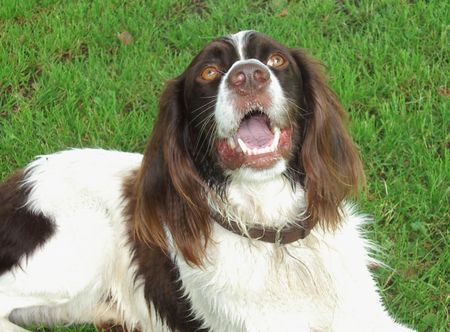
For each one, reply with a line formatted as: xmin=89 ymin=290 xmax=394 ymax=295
xmin=0 ymin=31 xmax=414 ymax=331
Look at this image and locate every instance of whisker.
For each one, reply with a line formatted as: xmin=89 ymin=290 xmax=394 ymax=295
xmin=285 ymin=98 xmax=312 ymax=117
xmin=193 ymin=112 xmax=216 ymax=154
xmin=189 ymin=101 xmax=217 ymax=124
xmin=286 ymin=166 xmax=305 ymax=177
xmin=192 ymin=99 xmax=217 ymax=113
xmin=199 ymin=94 xmax=218 ymax=100
xmin=282 ymin=104 xmax=294 ymax=125
xmin=193 ymin=110 xmax=217 ymax=159
xmin=203 ymin=124 xmax=218 ymax=163
xmin=197 ymin=110 xmax=216 ymax=132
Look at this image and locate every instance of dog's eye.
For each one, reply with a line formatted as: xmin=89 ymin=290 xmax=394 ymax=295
xmin=200 ymin=66 xmax=220 ymax=81
xmin=267 ymin=54 xmax=286 ymax=68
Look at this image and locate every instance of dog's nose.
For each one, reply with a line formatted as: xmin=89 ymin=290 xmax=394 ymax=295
xmin=227 ymin=62 xmax=270 ymax=95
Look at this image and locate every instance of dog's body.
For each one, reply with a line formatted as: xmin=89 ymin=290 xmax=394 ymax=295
xmin=0 ymin=31 xmax=413 ymax=331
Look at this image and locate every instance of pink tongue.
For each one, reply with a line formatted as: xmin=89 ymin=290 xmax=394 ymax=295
xmin=236 ymin=115 xmax=274 ymax=148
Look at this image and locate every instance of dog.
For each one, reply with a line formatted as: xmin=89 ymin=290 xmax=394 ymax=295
xmin=0 ymin=31 xmax=414 ymax=331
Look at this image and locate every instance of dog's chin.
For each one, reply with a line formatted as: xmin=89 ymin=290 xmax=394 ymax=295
xmin=225 ymin=159 xmax=288 ymax=182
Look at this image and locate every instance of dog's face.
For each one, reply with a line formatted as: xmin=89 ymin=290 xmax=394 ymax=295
xmin=135 ymin=31 xmax=364 ymax=265
xmin=181 ymin=31 xmax=303 ymax=180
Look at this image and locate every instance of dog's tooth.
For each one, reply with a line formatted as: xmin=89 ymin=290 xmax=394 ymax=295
xmin=227 ymin=137 xmax=236 ymax=149
xmin=237 ymin=138 xmax=248 ymax=154
xmin=271 ymin=128 xmax=280 ymax=150
xmin=274 ymin=128 xmax=281 ymax=138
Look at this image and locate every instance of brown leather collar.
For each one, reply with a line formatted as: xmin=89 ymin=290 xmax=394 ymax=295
xmin=211 ymin=212 xmax=310 ymax=245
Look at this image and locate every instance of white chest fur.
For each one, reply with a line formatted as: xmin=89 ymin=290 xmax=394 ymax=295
xmin=175 ymin=175 xmax=409 ymax=331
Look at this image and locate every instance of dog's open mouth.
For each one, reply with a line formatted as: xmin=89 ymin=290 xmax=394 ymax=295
xmin=217 ymin=110 xmax=292 ymax=170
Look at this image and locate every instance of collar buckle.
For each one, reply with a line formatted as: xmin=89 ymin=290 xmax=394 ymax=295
xmin=275 ymin=229 xmax=283 ymax=245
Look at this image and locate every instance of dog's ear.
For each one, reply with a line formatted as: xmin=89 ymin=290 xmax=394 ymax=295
xmin=133 ymin=77 xmax=210 ymax=266
xmin=291 ymin=49 xmax=365 ymax=229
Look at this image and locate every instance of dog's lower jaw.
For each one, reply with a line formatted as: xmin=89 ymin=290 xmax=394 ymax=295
xmin=225 ymin=159 xmax=288 ymax=183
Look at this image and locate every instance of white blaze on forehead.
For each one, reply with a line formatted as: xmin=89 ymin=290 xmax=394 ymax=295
xmin=229 ymin=30 xmax=253 ymax=60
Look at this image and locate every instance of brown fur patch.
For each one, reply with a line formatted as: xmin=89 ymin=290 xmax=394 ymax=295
xmin=0 ymin=170 xmax=56 ymax=275
xmin=123 ymin=174 xmax=207 ymax=332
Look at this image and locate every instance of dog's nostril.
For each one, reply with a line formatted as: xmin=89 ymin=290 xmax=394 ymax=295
xmin=254 ymin=69 xmax=269 ymax=83
xmin=230 ymin=71 xmax=246 ymax=87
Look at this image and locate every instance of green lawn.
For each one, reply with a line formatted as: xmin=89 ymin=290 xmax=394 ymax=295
xmin=0 ymin=1 xmax=448 ymax=331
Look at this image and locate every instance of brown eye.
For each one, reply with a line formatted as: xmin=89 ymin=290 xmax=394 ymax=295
xmin=267 ymin=54 xmax=286 ymax=68
xmin=200 ymin=66 xmax=220 ymax=81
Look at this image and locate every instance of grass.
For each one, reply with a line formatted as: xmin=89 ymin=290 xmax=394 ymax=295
xmin=0 ymin=0 xmax=448 ymax=331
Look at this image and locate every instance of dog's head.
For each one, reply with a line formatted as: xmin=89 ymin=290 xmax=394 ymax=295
xmin=133 ymin=31 xmax=364 ymax=264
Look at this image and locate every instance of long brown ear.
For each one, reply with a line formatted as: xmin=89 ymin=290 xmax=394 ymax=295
xmin=133 ymin=77 xmax=211 ymax=266
xmin=291 ymin=49 xmax=365 ymax=229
